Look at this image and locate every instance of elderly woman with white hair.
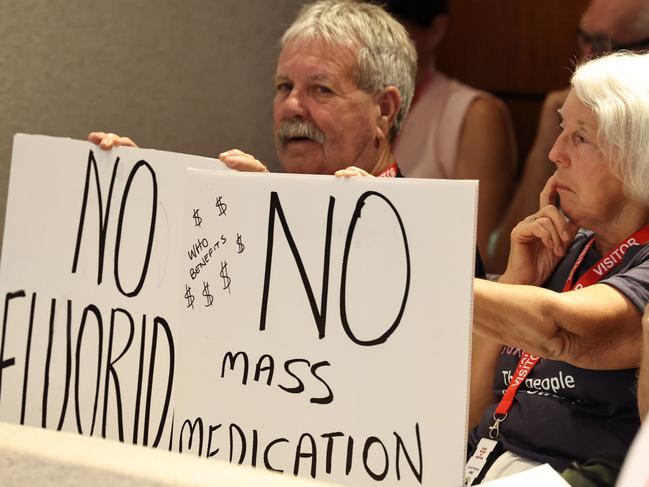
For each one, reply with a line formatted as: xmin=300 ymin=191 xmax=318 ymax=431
xmin=468 ymin=51 xmax=649 ymax=485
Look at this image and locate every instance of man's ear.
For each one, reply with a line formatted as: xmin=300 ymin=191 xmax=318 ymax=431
xmin=376 ymin=86 xmax=402 ymax=141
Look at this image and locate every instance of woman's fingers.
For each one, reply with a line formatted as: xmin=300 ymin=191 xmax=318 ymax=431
xmin=516 ymin=205 xmax=579 ymax=257
xmin=538 ymin=204 xmax=580 ymax=243
xmin=539 ymin=173 xmax=559 ymax=208
xmin=528 ymin=216 xmax=565 ymax=256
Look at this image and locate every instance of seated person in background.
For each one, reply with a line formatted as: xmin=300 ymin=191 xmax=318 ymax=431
xmin=469 ymin=51 xmax=649 ymax=485
xmin=492 ymin=0 xmax=649 ymax=272
xmin=90 ymin=0 xmax=487 ymax=276
xmin=378 ymin=0 xmax=517 ymax=273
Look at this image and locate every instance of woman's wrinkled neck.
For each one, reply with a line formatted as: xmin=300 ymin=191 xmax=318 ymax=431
xmin=593 ymin=204 xmax=649 ymax=255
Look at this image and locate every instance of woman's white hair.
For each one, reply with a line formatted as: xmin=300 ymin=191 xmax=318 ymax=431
xmin=571 ymin=51 xmax=649 ymax=202
xmin=281 ymin=0 xmax=417 ymax=140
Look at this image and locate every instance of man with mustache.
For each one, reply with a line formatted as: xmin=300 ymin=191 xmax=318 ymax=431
xmin=210 ymin=0 xmax=415 ymax=179
xmin=91 ymin=0 xmax=415 ymax=179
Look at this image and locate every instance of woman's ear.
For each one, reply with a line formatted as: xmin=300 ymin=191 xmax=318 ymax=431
xmin=376 ymin=86 xmax=402 ymax=141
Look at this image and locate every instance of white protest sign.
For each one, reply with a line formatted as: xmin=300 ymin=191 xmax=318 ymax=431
xmin=173 ymin=168 xmax=477 ymax=486
xmin=0 ymin=135 xmax=477 ymax=486
xmin=0 ymin=134 xmax=219 ymax=446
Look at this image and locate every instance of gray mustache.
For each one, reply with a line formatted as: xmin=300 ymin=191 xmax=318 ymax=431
xmin=276 ymin=120 xmax=325 ymax=145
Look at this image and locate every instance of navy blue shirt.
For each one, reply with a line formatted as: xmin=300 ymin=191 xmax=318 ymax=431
xmin=470 ymin=231 xmax=649 ymax=470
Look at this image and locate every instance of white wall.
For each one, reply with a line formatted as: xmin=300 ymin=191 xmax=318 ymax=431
xmin=0 ymin=0 xmax=302 ymax=246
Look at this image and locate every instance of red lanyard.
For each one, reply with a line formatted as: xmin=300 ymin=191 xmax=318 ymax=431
xmin=563 ymin=224 xmax=649 ymax=291
xmin=493 ymin=352 xmax=540 ymax=420
xmin=489 ymin=223 xmax=649 ymax=439
xmin=489 ymin=351 xmax=541 ymax=438
xmin=377 ymin=162 xmax=399 ymax=178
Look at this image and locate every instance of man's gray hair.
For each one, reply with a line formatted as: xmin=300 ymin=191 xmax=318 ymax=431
xmin=572 ymin=51 xmax=649 ymax=202
xmin=281 ymin=0 xmax=417 ymax=140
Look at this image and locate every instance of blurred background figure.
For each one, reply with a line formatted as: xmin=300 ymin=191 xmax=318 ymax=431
xmin=376 ymin=0 xmax=517 ymax=273
xmin=491 ymin=0 xmax=649 ymax=271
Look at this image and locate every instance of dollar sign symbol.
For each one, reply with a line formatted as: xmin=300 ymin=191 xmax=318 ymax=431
xmin=236 ymin=233 xmax=245 ymax=254
xmin=185 ymin=284 xmax=195 ymax=309
xmin=215 ymin=196 xmax=228 ymax=216
xmin=192 ymin=209 xmax=202 ymax=227
xmin=220 ymin=261 xmax=231 ymax=294
xmin=202 ymin=281 xmax=214 ymax=307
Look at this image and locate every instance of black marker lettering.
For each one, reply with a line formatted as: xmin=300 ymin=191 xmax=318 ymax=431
xmin=41 ymin=299 xmax=72 ymax=431
xmin=0 ymin=291 xmax=24 ymax=410
xmin=144 ymin=316 xmax=174 ymax=448
xmin=229 ymin=423 xmax=246 ymax=464
xmin=321 ymin=432 xmax=344 ymax=474
xmin=167 ymin=412 xmax=174 ymax=451
xmin=251 ymin=428 xmax=259 ymax=467
xmin=253 ymin=354 xmax=274 ymax=385
xmin=260 ymin=192 xmax=335 ymax=339
xmin=340 ymin=191 xmax=411 ymax=346
xmin=363 ymin=436 xmax=389 ymax=481
xmin=294 ymin=433 xmax=317 ymax=478
xmin=278 ymin=358 xmax=309 ymax=394
xmin=74 ymin=305 xmax=103 ymax=436
xmin=20 ymin=292 xmax=36 ymax=424
xmin=221 ymin=351 xmax=249 ymax=385
xmin=264 ymin=437 xmax=288 ymax=473
xmin=346 ymin=436 xmax=354 ymax=475
xmin=395 ymin=423 xmax=423 ymax=483
xmin=207 ymin=423 xmax=222 ymax=458
xmin=56 ymin=300 xmax=73 ymax=431
xmin=42 ymin=299 xmax=55 ymax=428
xmin=179 ymin=417 xmax=204 ymax=455
xmin=114 ymin=160 xmax=158 ymax=297
xmin=102 ymin=308 xmax=135 ymax=441
xmin=132 ymin=316 xmax=146 ymax=445
xmin=71 ymin=150 xmax=119 ymax=286
xmin=310 ymin=360 xmax=333 ymax=405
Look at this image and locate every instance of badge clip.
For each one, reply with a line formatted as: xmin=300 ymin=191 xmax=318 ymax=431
xmin=488 ymin=413 xmax=507 ymax=439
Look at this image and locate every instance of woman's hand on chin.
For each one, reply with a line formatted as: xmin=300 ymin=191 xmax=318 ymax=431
xmin=501 ymin=175 xmax=579 ymax=285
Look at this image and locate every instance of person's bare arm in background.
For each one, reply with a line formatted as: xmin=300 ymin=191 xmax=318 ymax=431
xmin=454 ymin=96 xmax=517 ymax=273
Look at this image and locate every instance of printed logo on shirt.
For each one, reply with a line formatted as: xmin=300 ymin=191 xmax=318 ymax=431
xmin=501 ymin=368 xmax=576 ymax=394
